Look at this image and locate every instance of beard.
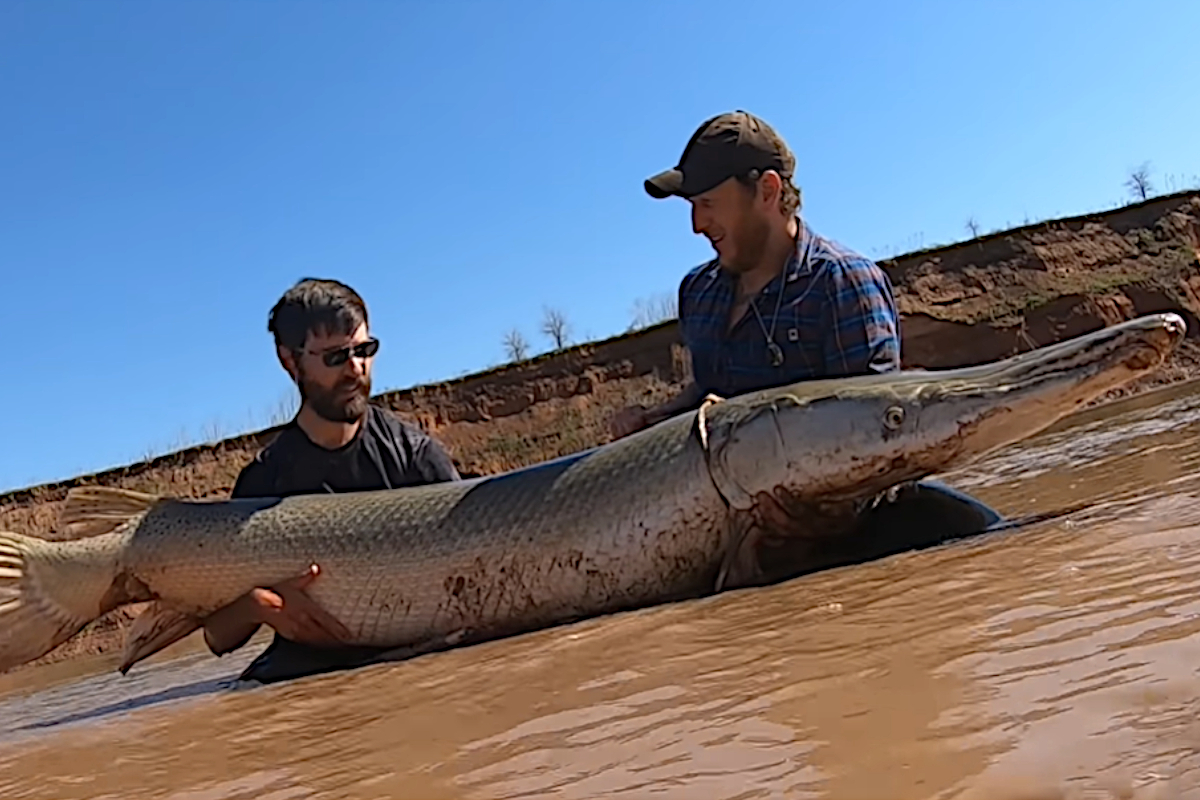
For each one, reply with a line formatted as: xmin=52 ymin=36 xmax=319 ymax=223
xmin=298 ymin=369 xmax=371 ymax=424
xmin=717 ymin=204 xmax=772 ymax=274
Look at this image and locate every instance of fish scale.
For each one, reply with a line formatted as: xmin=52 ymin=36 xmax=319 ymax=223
xmin=114 ymin=411 xmax=730 ymax=649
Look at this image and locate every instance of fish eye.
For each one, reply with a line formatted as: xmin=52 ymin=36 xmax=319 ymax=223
xmin=883 ymin=406 xmax=905 ymax=430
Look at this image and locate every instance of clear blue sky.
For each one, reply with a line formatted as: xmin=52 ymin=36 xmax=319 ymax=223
xmin=2 ymin=0 xmax=1197 ymax=493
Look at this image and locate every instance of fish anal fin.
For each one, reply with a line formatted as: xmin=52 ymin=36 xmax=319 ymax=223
xmin=119 ymin=600 xmax=202 ymax=674
xmin=58 ymin=486 xmax=163 ymax=539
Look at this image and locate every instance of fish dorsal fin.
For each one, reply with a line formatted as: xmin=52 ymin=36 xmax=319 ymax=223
xmin=57 ymin=486 xmax=162 ymax=539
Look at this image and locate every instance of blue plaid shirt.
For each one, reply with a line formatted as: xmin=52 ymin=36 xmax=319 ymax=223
xmin=677 ymin=218 xmax=901 ymax=397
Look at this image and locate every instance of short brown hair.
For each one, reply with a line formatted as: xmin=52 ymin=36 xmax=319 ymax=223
xmin=751 ymin=119 xmax=800 ymax=215
xmin=734 ymin=120 xmax=802 ymax=217
xmin=737 ymin=170 xmax=802 ymax=217
xmin=268 ymin=278 xmax=368 ymax=351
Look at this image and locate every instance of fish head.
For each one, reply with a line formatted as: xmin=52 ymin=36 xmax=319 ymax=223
xmin=704 ymin=312 xmax=1187 ymax=508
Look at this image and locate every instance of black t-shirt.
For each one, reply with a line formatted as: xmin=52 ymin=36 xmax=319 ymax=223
xmin=231 ymin=404 xmax=461 ymax=500
xmin=229 ymin=404 xmax=462 ymax=684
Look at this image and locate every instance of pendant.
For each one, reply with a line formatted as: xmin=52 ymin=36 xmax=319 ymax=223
xmin=767 ymin=342 xmax=784 ymax=367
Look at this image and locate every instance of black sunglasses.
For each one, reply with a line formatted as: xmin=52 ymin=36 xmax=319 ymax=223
xmin=307 ymin=337 xmax=380 ymax=367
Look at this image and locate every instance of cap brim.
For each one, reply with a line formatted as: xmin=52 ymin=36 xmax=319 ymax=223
xmin=644 ymin=168 xmax=684 ymax=199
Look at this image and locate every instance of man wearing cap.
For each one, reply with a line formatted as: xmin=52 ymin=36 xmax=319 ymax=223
xmin=610 ymin=110 xmax=902 ymax=538
xmin=612 ymin=110 xmax=901 ymax=439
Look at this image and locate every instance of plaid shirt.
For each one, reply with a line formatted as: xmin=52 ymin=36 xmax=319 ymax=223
xmin=677 ymin=218 xmax=901 ymax=397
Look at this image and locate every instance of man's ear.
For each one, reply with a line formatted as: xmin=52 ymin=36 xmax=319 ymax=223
xmin=277 ymin=344 xmax=300 ymax=383
xmin=759 ymin=170 xmax=783 ymax=210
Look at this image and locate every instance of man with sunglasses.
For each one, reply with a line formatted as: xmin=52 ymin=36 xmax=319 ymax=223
xmin=201 ymin=277 xmax=462 ymax=684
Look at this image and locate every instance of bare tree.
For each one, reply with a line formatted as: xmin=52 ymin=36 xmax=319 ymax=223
xmin=540 ymin=306 xmax=571 ymax=350
xmin=1126 ymin=162 xmax=1153 ymax=200
xmin=502 ymin=328 xmax=529 ymax=362
xmin=965 ymin=217 xmax=981 ymax=238
xmin=629 ymin=291 xmax=678 ymax=330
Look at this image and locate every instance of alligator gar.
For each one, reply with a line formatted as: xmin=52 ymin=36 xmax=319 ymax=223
xmin=0 ymin=312 xmax=1186 ymax=676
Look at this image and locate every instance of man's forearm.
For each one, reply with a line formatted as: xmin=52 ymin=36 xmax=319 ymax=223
xmin=646 ymin=382 xmax=705 ymax=424
xmin=202 ymin=595 xmax=262 ymax=656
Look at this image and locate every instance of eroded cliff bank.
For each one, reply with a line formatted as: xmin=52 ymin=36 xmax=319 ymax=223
xmin=3 ymin=190 xmax=1199 ymax=670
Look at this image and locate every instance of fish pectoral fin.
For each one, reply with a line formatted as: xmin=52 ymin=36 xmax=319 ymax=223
xmin=118 ymin=601 xmax=203 ymax=675
xmin=714 ymin=512 xmax=765 ymax=593
xmin=58 ymin=486 xmax=163 ymax=539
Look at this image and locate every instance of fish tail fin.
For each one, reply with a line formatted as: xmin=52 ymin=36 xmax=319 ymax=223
xmin=0 ymin=486 xmax=160 ymax=673
xmin=0 ymin=530 xmax=115 ymax=672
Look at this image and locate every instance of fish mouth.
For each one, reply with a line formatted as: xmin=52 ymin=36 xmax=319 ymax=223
xmin=921 ymin=311 xmax=1187 ymax=460
xmin=761 ymin=312 xmax=1187 ymax=407
xmin=943 ymin=311 xmax=1184 ymax=394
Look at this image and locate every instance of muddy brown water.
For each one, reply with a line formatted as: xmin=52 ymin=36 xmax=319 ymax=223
xmin=3 ymin=381 xmax=1200 ymax=800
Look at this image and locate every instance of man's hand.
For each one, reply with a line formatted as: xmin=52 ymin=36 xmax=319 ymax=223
xmin=250 ymin=564 xmax=353 ymax=646
xmin=611 ymin=383 xmax=707 ymax=440
xmin=202 ymin=564 xmax=352 ymax=655
xmin=752 ymin=487 xmax=864 ymax=549
xmin=610 ymin=405 xmax=650 ymax=439
xmin=753 ymin=487 xmax=812 ymax=547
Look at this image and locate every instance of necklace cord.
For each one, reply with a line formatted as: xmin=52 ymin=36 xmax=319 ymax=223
xmin=749 ymin=231 xmax=813 ymax=367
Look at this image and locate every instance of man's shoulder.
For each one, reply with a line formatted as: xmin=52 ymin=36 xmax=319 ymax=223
xmin=366 ymin=405 xmax=462 ymax=482
xmin=365 ymin=404 xmax=430 ymax=445
xmin=678 ymin=257 xmax=723 ymax=315
xmin=805 ymin=228 xmax=895 ymax=296
xmin=247 ymin=422 xmax=307 ymax=463
xmin=806 ymin=227 xmax=880 ymax=274
xmin=231 ymin=425 xmax=303 ymax=497
xmin=364 ymin=403 xmax=451 ymax=458
xmin=680 ymin=257 xmax=721 ymax=287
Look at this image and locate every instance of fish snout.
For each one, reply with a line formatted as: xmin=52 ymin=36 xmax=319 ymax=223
xmin=1125 ymin=312 xmax=1188 ymax=371
xmin=1156 ymin=311 xmax=1188 ymax=349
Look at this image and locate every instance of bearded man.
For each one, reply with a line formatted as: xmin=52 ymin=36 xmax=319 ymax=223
xmin=201 ymin=277 xmax=462 ymax=684
xmin=613 ymin=110 xmax=901 ymax=437
xmin=611 ymin=111 xmax=902 ymax=536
